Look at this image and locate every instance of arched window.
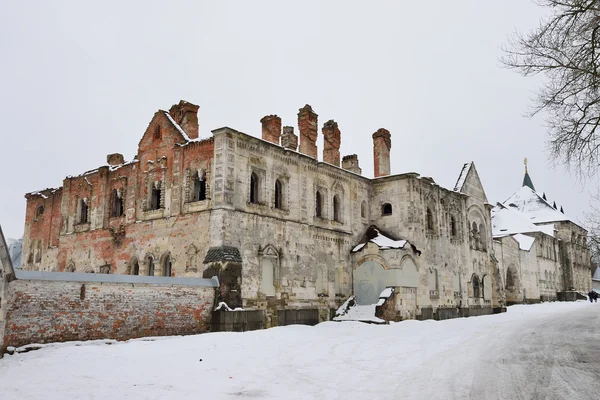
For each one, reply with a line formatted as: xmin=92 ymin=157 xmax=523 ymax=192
xmin=479 ymin=223 xmax=486 ymax=250
xmin=163 ymin=254 xmax=172 ymax=277
xmin=130 ymin=258 xmax=140 ymax=275
xmin=426 ymin=208 xmax=434 ymax=231
xmin=79 ymin=198 xmax=89 ymax=224
xmin=361 ymin=201 xmax=367 ymax=218
xmin=428 ymin=269 xmax=439 ymax=293
xmin=35 ymin=240 xmax=42 ymax=263
xmin=193 ymin=171 xmax=206 ymax=202
xmin=315 ymin=190 xmax=322 ymax=217
xmin=154 ymin=125 xmax=161 ymax=140
xmin=111 ymin=189 xmax=123 ymax=217
xmin=150 ymin=183 xmax=162 ymax=210
xmin=471 ymin=222 xmax=479 ymax=249
xmin=382 ymin=203 xmax=392 ymax=216
xmin=146 ymin=255 xmax=155 ymax=276
xmin=66 ymin=261 xmax=76 ymax=272
xmin=472 ymin=274 xmax=481 ymax=298
xmin=506 ymin=268 xmax=515 ymax=289
xmin=35 ymin=205 xmax=44 ymax=219
xmin=250 ymin=172 xmax=259 ymax=204
xmin=333 ymin=194 xmax=341 ymax=222
xmin=450 ymin=216 xmax=457 ymax=237
xmin=274 ymin=179 xmax=283 ymax=209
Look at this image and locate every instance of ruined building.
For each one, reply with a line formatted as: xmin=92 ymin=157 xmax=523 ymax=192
xmin=20 ymin=100 xmax=591 ymax=325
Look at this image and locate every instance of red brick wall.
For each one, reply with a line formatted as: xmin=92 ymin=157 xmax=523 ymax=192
xmin=2 ymin=279 xmax=215 ymax=351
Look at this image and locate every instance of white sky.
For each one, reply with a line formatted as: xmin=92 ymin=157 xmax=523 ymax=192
xmin=0 ymin=0 xmax=595 ymax=239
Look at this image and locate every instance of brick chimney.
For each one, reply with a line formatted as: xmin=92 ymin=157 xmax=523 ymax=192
xmin=169 ymin=100 xmax=199 ymax=139
xmin=281 ymin=126 xmax=298 ymax=151
xmin=107 ymin=153 xmax=125 ymax=166
xmin=373 ymin=128 xmax=391 ymax=177
xmin=322 ymin=120 xmax=341 ymax=167
xmin=342 ymin=154 xmax=361 ymax=175
xmin=298 ymin=104 xmax=318 ymax=159
xmin=260 ymin=115 xmax=282 ymax=145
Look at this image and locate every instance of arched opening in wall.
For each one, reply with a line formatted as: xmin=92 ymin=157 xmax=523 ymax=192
xmin=506 ymin=268 xmax=515 ymax=289
xmin=154 ymin=125 xmax=161 ymax=140
xmin=27 ymin=244 xmax=34 ymax=264
xmin=382 ymin=203 xmax=392 ymax=216
xmin=333 ymin=194 xmax=341 ymax=222
xmin=130 ymin=258 xmax=140 ymax=275
xmin=250 ymin=172 xmax=259 ymax=204
xmin=274 ymin=179 xmax=283 ymax=209
xmin=334 ymin=268 xmax=343 ymax=295
xmin=83 ymin=266 xmax=95 ymax=273
xmin=193 ymin=171 xmax=206 ymax=202
xmin=99 ymin=265 xmax=111 ymax=274
xmin=186 ymin=245 xmax=198 ymax=272
xmin=315 ymin=190 xmax=322 ymax=218
xmin=361 ymin=201 xmax=367 ymax=218
xmin=79 ymin=199 xmax=89 ymax=224
xmin=260 ymin=258 xmax=276 ymax=296
xmin=426 ymin=208 xmax=434 ymax=231
xmin=472 ymin=274 xmax=481 ymax=298
xmin=111 ymin=189 xmax=123 ymax=217
xmin=453 ymin=271 xmax=461 ymax=296
xmin=162 ymin=254 xmax=172 ymax=277
xmin=35 ymin=205 xmax=44 ymax=220
xmin=146 ymin=255 xmax=155 ymax=276
xmin=479 ymin=223 xmax=486 ymax=250
xmin=150 ymin=183 xmax=162 ymax=210
xmin=450 ymin=216 xmax=457 ymax=238
xmin=471 ymin=222 xmax=480 ymax=249
xmin=66 ymin=261 xmax=76 ymax=272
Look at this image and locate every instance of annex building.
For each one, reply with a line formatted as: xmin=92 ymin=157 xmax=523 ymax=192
xmin=18 ymin=100 xmax=592 ymax=327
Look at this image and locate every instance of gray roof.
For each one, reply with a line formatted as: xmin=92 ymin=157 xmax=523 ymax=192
xmin=203 ymin=246 xmax=242 ymax=264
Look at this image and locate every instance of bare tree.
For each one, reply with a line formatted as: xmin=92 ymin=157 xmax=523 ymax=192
xmin=502 ymin=0 xmax=600 ymax=176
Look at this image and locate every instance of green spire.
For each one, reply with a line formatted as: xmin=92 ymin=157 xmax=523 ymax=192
xmin=523 ymin=157 xmax=535 ymax=191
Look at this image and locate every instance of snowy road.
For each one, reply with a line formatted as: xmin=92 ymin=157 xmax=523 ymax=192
xmin=1 ymin=301 xmax=599 ymax=399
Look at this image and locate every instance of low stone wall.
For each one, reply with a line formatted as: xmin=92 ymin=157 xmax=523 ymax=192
xmin=2 ymin=270 xmax=217 ymax=352
xmin=212 ymin=310 xmax=266 ymax=332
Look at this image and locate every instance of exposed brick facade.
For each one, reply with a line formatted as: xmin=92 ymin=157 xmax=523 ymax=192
xmin=260 ymin=115 xmax=282 ymax=145
xmin=373 ymin=128 xmax=391 ymax=178
xmin=297 ymin=104 xmax=318 ymax=159
xmin=2 ymin=277 xmax=215 ymax=352
xmin=322 ymin=120 xmax=341 ymax=167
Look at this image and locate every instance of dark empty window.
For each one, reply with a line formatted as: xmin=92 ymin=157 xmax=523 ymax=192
xmin=111 ymin=190 xmax=123 ymax=217
xmin=193 ymin=172 xmax=206 ymax=202
xmin=150 ymin=184 xmax=162 ymax=210
xmin=147 ymin=256 xmax=155 ymax=276
xmin=382 ymin=203 xmax=392 ymax=216
xmin=426 ymin=208 xmax=434 ymax=231
xmin=35 ymin=205 xmax=44 ymax=219
xmin=472 ymin=275 xmax=480 ymax=298
xmin=333 ymin=194 xmax=341 ymax=222
xmin=163 ymin=255 xmax=172 ymax=277
xmin=154 ymin=125 xmax=161 ymax=140
xmin=79 ymin=199 xmax=88 ymax=224
xmin=250 ymin=172 xmax=259 ymax=204
xmin=316 ymin=191 xmax=322 ymax=218
xmin=450 ymin=216 xmax=457 ymax=237
xmin=131 ymin=259 xmax=140 ymax=276
xmin=275 ymin=179 xmax=283 ymax=209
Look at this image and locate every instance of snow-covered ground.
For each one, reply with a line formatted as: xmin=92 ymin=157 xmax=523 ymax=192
xmin=1 ymin=302 xmax=599 ymax=399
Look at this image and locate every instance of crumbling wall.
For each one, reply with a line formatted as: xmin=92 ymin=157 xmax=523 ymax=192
xmin=2 ymin=273 xmax=216 ymax=352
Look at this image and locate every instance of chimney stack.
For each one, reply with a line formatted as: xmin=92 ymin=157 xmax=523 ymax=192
xmin=260 ymin=115 xmax=282 ymax=145
xmin=322 ymin=120 xmax=341 ymax=166
xmin=298 ymin=104 xmax=318 ymax=159
xmin=169 ymin=100 xmax=199 ymax=139
xmin=342 ymin=154 xmax=361 ymax=175
xmin=281 ymin=126 xmax=298 ymax=151
xmin=107 ymin=153 xmax=125 ymax=166
xmin=373 ymin=128 xmax=391 ymax=177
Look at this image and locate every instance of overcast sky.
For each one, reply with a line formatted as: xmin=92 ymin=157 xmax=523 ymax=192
xmin=0 ymin=0 xmax=595 ymax=240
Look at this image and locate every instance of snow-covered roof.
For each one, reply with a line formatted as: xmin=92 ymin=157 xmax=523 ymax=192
xmin=352 ymin=226 xmax=416 ymax=253
xmin=453 ymin=162 xmax=471 ymax=192
xmin=502 ymin=185 xmax=570 ymax=225
xmin=491 ymin=203 xmax=551 ymax=237
xmin=512 ymin=233 xmax=535 ymax=251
